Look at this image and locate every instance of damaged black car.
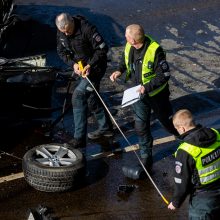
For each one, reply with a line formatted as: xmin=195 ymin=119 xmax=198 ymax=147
xmin=0 ymin=0 xmax=59 ymax=143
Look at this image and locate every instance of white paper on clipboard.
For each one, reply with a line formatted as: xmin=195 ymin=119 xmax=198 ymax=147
xmin=121 ymin=84 xmax=141 ymax=108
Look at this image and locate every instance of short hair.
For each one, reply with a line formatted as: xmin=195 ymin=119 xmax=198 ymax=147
xmin=55 ymin=13 xmax=73 ymax=30
xmin=126 ymin=24 xmax=145 ymax=43
xmin=173 ymin=109 xmax=195 ymax=128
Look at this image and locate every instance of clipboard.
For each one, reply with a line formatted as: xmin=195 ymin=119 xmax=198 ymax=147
xmin=121 ymin=84 xmax=141 ymax=108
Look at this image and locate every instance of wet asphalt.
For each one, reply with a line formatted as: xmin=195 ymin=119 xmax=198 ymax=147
xmin=1 ymin=0 xmax=220 ymax=219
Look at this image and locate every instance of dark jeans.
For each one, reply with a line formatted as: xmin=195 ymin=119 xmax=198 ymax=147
xmin=150 ymin=86 xmax=178 ymax=136
xmin=132 ymin=86 xmax=177 ymax=159
xmin=132 ymin=95 xmax=153 ymax=160
xmin=189 ymin=189 xmax=220 ymax=220
xmin=71 ymin=75 xmax=111 ymax=139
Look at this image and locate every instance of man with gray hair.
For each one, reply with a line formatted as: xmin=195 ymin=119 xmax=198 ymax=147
xmin=56 ymin=13 xmax=113 ymax=148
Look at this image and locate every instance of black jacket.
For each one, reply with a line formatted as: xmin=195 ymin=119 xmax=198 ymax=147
xmin=118 ymin=36 xmax=170 ymax=93
xmin=57 ymin=15 xmax=108 ymax=74
xmin=172 ymin=125 xmax=220 ymax=208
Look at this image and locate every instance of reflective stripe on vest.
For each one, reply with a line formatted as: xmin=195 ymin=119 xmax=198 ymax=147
xmin=200 ymin=169 xmax=220 ymax=184
xmin=124 ymin=35 xmax=167 ymax=97
xmin=176 ymin=128 xmax=220 ymax=185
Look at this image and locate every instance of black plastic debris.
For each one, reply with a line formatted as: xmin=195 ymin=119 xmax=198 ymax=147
xmin=27 ymin=205 xmax=53 ymax=220
xmin=117 ymin=184 xmax=137 ymax=193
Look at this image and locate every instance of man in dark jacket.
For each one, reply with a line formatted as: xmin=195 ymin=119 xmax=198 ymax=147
xmin=56 ymin=13 xmax=113 ymax=147
xmin=168 ymin=109 xmax=220 ymax=220
xmin=110 ymin=24 xmax=177 ymax=169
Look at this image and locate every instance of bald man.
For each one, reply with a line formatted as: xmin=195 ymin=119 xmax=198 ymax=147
xmin=110 ymin=24 xmax=177 ymax=171
xmin=168 ymin=109 xmax=220 ymax=219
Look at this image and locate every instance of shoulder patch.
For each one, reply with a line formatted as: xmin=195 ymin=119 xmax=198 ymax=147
xmin=175 ymin=165 xmax=182 ymax=174
xmin=95 ymin=35 xmax=102 ymax=42
xmin=175 ymin=161 xmax=182 ymax=166
xmin=174 ymin=177 xmax=182 ymax=184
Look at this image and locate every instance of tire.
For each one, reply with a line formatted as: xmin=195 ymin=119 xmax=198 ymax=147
xmin=22 ymin=143 xmax=85 ymax=192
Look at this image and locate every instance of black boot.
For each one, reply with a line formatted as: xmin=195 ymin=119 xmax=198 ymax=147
xmin=68 ymin=138 xmax=86 ymax=148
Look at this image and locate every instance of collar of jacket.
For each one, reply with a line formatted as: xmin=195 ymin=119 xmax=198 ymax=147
xmin=180 ymin=124 xmax=217 ymax=148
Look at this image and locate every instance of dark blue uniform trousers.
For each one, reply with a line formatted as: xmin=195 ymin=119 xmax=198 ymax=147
xmin=132 ymin=86 xmax=177 ymax=160
xmin=189 ymin=188 xmax=220 ymax=220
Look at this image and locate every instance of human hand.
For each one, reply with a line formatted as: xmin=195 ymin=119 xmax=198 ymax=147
xmin=73 ymin=63 xmax=82 ymax=76
xmin=110 ymin=71 xmax=121 ymax=82
xmin=137 ymin=85 xmax=145 ymax=94
xmin=168 ymin=202 xmax=176 ymax=210
xmin=81 ymin=64 xmax=91 ymax=78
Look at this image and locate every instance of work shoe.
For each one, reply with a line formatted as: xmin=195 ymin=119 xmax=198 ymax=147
xmin=87 ymin=129 xmax=114 ymax=140
xmin=68 ymin=138 xmax=86 ymax=148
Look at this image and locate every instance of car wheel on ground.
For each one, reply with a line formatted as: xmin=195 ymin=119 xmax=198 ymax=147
xmin=22 ymin=143 xmax=85 ymax=192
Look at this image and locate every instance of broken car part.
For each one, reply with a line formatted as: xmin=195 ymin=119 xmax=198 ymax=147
xmin=27 ymin=205 xmax=53 ymax=220
xmin=122 ymin=164 xmax=147 ymax=180
xmin=118 ymin=184 xmax=137 ymax=193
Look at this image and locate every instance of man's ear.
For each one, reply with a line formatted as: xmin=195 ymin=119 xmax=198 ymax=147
xmin=132 ymin=39 xmax=135 ymax=44
xmin=174 ymin=125 xmax=184 ymax=135
xmin=179 ymin=126 xmax=186 ymax=134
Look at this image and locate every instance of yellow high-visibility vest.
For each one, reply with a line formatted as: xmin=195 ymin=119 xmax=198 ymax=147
xmin=124 ymin=35 xmax=167 ymax=97
xmin=176 ymin=128 xmax=220 ymax=185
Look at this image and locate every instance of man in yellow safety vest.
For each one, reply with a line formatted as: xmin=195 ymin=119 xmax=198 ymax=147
xmin=168 ymin=109 xmax=220 ymax=219
xmin=110 ymin=24 xmax=177 ymax=172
